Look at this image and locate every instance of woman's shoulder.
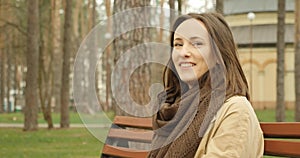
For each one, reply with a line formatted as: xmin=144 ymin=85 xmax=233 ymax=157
xmin=220 ymin=95 xmax=254 ymax=116
xmin=225 ymin=95 xmax=251 ymax=108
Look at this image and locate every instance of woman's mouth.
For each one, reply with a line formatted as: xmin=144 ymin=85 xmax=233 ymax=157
xmin=179 ymin=62 xmax=196 ymax=68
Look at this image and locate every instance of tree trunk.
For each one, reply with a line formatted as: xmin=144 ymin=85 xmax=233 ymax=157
xmin=0 ymin=47 xmax=4 ymax=113
xmin=295 ymin=0 xmax=300 ymax=122
xmin=177 ymin=0 xmax=182 ymax=14
xmin=103 ymin=0 xmax=112 ymax=112
xmin=5 ymin=4 xmax=13 ymax=113
xmin=24 ymin=0 xmax=39 ymax=131
xmin=0 ymin=0 xmax=6 ymax=113
xmin=38 ymin=36 xmax=54 ymax=129
xmin=12 ymin=28 xmax=19 ymax=113
xmin=60 ymin=0 xmax=72 ymax=128
xmin=216 ymin=0 xmax=224 ymax=15
xmin=276 ymin=0 xmax=285 ymax=122
xmin=6 ymin=29 xmax=12 ymax=113
xmin=80 ymin=1 xmax=87 ymax=40
xmin=51 ymin=0 xmax=62 ymax=113
xmin=112 ymin=0 xmax=151 ymax=116
xmin=37 ymin=0 xmax=54 ymax=129
xmin=73 ymin=0 xmax=82 ymax=52
xmin=169 ymin=0 xmax=175 ymax=25
xmin=87 ymin=0 xmax=96 ymax=31
xmin=0 ymin=0 xmax=3 ymax=113
xmin=157 ymin=0 xmax=164 ymax=42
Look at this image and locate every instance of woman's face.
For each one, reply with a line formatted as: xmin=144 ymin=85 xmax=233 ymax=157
xmin=172 ymin=18 xmax=214 ymax=88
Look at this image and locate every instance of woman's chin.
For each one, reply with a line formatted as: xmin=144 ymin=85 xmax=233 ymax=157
xmin=180 ymin=79 xmax=199 ymax=87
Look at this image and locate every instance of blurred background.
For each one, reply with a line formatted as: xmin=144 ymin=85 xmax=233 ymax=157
xmin=0 ymin=0 xmax=299 ymax=157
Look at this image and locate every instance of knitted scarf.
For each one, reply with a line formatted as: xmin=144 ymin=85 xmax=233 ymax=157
xmin=147 ymin=83 xmax=212 ymax=158
xmin=147 ymin=62 xmax=229 ymax=157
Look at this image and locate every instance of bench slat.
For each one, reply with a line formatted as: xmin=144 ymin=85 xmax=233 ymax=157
xmin=108 ymin=128 xmax=153 ymax=143
xmin=114 ymin=116 xmax=152 ymax=129
xmin=102 ymin=144 xmax=149 ymax=158
xmin=264 ymin=139 xmax=300 ymax=157
xmin=260 ymin=122 xmax=300 ymax=138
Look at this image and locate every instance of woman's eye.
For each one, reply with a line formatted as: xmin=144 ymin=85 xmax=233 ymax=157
xmin=174 ymin=43 xmax=183 ymax=47
xmin=191 ymin=42 xmax=203 ymax=47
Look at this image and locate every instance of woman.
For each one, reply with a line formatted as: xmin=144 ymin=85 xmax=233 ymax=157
xmin=148 ymin=12 xmax=264 ymax=158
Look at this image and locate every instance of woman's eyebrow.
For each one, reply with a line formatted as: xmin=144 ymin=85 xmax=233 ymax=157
xmin=174 ymin=38 xmax=182 ymax=41
xmin=189 ymin=36 xmax=204 ymax=41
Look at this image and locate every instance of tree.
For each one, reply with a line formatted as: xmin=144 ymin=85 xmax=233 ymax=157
xmin=36 ymin=0 xmax=54 ymax=129
xmin=60 ymin=0 xmax=72 ymax=128
xmin=169 ymin=0 xmax=175 ymax=24
xmin=24 ymin=0 xmax=39 ymax=131
xmin=216 ymin=0 xmax=224 ymax=15
xmin=276 ymin=0 xmax=285 ymax=122
xmin=112 ymin=0 xmax=151 ymax=116
xmin=0 ymin=0 xmax=5 ymax=113
xmin=178 ymin=0 xmax=182 ymax=13
xmin=6 ymin=31 xmax=12 ymax=113
xmin=104 ymin=0 xmax=112 ymax=112
xmin=295 ymin=0 xmax=300 ymax=121
xmin=51 ymin=0 xmax=62 ymax=113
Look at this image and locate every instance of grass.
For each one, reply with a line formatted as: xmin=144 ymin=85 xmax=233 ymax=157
xmin=0 ymin=128 xmax=103 ymax=158
xmin=0 ymin=111 xmax=114 ymax=158
xmin=255 ymin=109 xmax=295 ymax=122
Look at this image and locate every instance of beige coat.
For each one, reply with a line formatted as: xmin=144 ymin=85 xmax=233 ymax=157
xmin=194 ymin=96 xmax=264 ymax=158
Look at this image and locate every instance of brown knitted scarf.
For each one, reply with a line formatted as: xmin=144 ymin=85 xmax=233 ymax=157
xmin=147 ymin=84 xmax=212 ymax=158
xmin=147 ymin=63 xmax=229 ymax=158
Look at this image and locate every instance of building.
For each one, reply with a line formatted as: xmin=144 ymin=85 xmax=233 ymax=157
xmin=224 ymin=0 xmax=295 ymax=109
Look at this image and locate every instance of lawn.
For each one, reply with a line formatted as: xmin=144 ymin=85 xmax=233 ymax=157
xmin=0 ymin=111 xmax=114 ymax=158
xmin=255 ymin=109 xmax=295 ymax=122
xmin=0 ymin=128 xmax=103 ymax=158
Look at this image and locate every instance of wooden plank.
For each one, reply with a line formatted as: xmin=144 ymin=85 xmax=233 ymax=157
xmin=264 ymin=139 xmax=300 ymax=157
xmin=114 ymin=116 xmax=152 ymax=129
xmin=260 ymin=122 xmax=300 ymax=138
xmin=108 ymin=128 xmax=153 ymax=143
xmin=102 ymin=144 xmax=149 ymax=158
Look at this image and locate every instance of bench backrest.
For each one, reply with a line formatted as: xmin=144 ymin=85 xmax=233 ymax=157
xmin=101 ymin=116 xmax=300 ymax=158
xmin=260 ymin=122 xmax=300 ymax=157
xmin=101 ymin=116 xmax=152 ymax=158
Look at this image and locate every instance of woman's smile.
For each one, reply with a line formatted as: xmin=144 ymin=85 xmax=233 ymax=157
xmin=179 ymin=62 xmax=196 ymax=68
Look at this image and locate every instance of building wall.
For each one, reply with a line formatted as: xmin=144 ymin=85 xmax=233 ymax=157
xmin=238 ymin=47 xmax=295 ymax=109
xmin=224 ymin=11 xmax=296 ymax=109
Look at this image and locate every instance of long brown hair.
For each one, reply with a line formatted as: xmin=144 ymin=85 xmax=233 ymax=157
xmin=162 ymin=12 xmax=249 ymax=104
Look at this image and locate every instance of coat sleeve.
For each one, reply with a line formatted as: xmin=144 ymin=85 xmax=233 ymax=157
xmin=196 ymin=99 xmax=264 ymax=158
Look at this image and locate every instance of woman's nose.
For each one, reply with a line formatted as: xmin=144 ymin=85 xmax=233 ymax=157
xmin=180 ymin=45 xmax=192 ymax=57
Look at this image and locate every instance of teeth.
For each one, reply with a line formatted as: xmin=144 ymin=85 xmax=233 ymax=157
xmin=180 ymin=63 xmax=194 ymax=67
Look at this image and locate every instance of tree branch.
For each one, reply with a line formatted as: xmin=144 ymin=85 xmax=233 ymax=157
xmin=0 ymin=18 xmax=27 ymax=36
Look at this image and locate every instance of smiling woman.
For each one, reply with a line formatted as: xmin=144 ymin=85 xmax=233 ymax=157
xmin=147 ymin=12 xmax=264 ymax=158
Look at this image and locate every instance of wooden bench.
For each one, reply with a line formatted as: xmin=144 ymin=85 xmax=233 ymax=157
xmin=101 ymin=116 xmax=300 ymax=158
